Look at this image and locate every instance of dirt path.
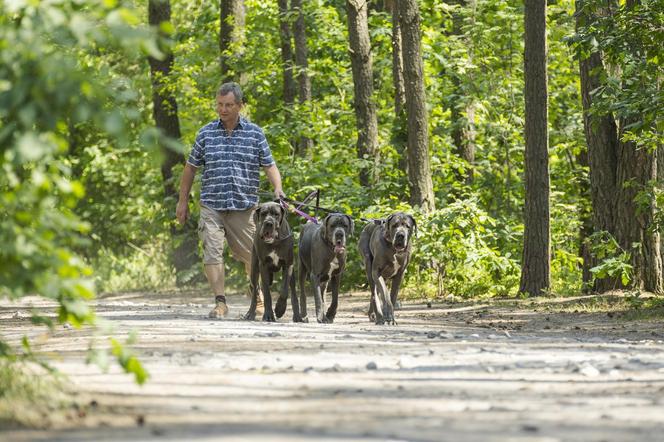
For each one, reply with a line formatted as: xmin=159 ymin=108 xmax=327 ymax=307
xmin=2 ymin=290 xmax=664 ymax=441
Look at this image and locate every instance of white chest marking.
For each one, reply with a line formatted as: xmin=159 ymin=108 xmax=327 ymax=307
xmin=267 ymin=251 xmax=280 ymax=267
xmin=327 ymin=256 xmax=339 ymax=280
xmin=388 ymin=254 xmax=401 ymax=277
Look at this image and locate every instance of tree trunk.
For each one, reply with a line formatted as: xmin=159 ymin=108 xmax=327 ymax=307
xmin=347 ymin=0 xmax=379 ymax=187
xmin=519 ymin=0 xmax=550 ymax=296
xmin=576 ymin=2 xmax=620 ymax=291
xmin=385 ymin=0 xmax=408 ymax=176
xmin=148 ymin=0 xmax=199 ymax=281
xmin=615 ymin=120 xmax=662 ymax=292
xmin=450 ymin=0 xmax=476 ymax=187
xmin=220 ymin=0 xmax=245 ymax=83
xmin=398 ymin=0 xmax=435 ymax=212
xmin=385 ymin=0 xmax=405 ymax=117
xmin=576 ymin=0 xmax=662 ymax=293
xmin=278 ymin=0 xmax=296 ymax=107
xmin=292 ymin=0 xmax=314 ymax=155
xmin=277 ymin=0 xmax=296 ymax=152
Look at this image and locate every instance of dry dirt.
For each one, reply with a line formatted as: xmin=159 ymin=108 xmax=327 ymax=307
xmin=2 ymin=290 xmax=664 ymax=441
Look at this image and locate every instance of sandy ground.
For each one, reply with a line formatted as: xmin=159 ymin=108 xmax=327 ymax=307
xmin=2 ymin=289 xmax=664 ymax=441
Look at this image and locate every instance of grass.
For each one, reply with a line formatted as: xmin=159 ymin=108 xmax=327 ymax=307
xmin=0 ymin=360 xmax=71 ymax=429
xmin=512 ymin=292 xmax=664 ymax=321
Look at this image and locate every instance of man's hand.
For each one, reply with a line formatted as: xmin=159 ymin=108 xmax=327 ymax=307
xmin=274 ymin=189 xmax=286 ymax=200
xmin=176 ymin=199 xmax=189 ymax=226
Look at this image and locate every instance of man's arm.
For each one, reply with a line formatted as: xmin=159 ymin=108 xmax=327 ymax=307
xmin=176 ymin=163 xmax=197 ymax=225
xmin=264 ymin=164 xmax=285 ymax=199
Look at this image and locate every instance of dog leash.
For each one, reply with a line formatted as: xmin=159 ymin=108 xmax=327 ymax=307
xmin=279 ymin=196 xmax=319 ymax=224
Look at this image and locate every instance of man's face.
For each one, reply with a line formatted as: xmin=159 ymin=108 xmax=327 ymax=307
xmin=216 ymin=92 xmax=242 ymax=128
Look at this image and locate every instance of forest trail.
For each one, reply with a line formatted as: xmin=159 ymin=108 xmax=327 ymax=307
xmin=2 ymin=290 xmax=664 ymax=441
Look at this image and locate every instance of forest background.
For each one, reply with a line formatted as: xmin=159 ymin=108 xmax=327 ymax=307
xmin=1 ymin=0 xmax=662 ymax=374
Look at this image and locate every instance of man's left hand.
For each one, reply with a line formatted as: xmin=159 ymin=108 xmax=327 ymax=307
xmin=274 ymin=189 xmax=286 ymax=200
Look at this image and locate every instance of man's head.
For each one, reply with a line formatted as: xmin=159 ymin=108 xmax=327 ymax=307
xmin=216 ymin=82 xmax=243 ymax=128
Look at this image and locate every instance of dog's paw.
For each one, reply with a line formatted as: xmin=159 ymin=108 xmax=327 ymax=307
xmin=292 ymin=315 xmax=304 ymax=323
xmin=242 ymin=310 xmax=256 ymax=321
xmin=325 ymin=312 xmax=336 ymax=323
xmin=262 ymin=310 xmax=276 ymax=322
xmin=274 ymin=297 xmax=287 ymax=318
xmin=368 ymin=312 xmax=376 ymax=322
xmin=317 ymin=314 xmax=330 ymax=324
xmin=301 ymin=316 xmax=309 ymax=323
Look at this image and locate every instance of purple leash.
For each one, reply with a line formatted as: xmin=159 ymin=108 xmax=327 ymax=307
xmin=280 ymin=197 xmax=319 ymax=224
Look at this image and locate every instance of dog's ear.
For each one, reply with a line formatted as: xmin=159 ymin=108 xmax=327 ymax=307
xmin=322 ymin=214 xmax=333 ymax=240
xmin=408 ymin=214 xmax=417 ymax=237
xmin=345 ymin=214 xmax=354 ymax=236
xmin=385 ymin=213 xmax=395 ymax=230
xmin=253 ymin=206 xmax=261 ymax=225
xmin=278 ymin=204 xmax=286 ymax=226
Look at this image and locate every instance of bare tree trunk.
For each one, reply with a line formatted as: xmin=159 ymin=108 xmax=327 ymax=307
xmin=220 ymin=0 xmax=245 ymax=83
xmin=148 ymin=0 xmax=199 ymax=281
xmin=576 ymin=1 xmax=620 ymax=291
xmin=519 ymin=0 xmax=550 ymax=296
xmin=277 ymin=0 xmax=296 ymax=153
xmin=450 ymin=0 xmax=476 ymax=187
xmin=347 ymin=0 xmax=379 ymax=187
xmin=576 ymin=0 xmax=662 ymax=293
xmin=292 ymin=0 xmax=313 ymax=155
xmin=278 ymin=0 xmax=296 ymax=107
xmin=385 ymin=0 xmax=408 ymax=176
xmin=398 ymin=0 xmax=435 ymax=212
xmin=385 ymin=0 xmax=405 ymax=116
xmin=615 ymin=120 xmax=662 ymax=292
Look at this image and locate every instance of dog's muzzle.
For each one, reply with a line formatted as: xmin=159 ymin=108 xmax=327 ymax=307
xmin=393 ymin=230 xmax=408 ymax=251
xmin=333 ymin=228 xmax=346 ymax=254
xmin=260 ymin=218 xmax=279 ymax=243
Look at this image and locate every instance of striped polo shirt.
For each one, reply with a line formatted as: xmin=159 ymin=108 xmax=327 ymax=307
xmin=187 ymin=117 xmax=275 ymax=211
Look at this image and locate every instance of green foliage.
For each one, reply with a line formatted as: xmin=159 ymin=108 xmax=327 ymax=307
xmin=1 ymin=0 xmax=152 ymax=383
xmin=572 ymin=0 xmax=663 ymax=151
xmin=586 ymin=231 xmax=633 ymax=287
xmin=92 ymin=238 xmax=176 ymax=293
xmin=0 ymin=360 xmax=69 ymax=428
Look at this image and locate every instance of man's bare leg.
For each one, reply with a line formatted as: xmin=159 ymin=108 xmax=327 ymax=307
xmin=206 ymin=263 xmax=228 ymax=318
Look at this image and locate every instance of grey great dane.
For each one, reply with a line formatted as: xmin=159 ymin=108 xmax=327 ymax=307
xmin=243 ymin=201 xmax=300 ymax=322
xmin=298 ymin=213 xmax=354 ymax=323
xmin=358 ymin=212 xmax=416 ymax=325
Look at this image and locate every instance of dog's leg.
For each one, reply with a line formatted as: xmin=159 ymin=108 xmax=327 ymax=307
xmin=325 ymin=274 xmax=340 ymax=323
xmin=389 ymin=269 xmax=405 ymax=320
xmin=311 ymin=275 xmax=329 ymax=323
xmin=364 ymin=255 xmax=377 ymax=322
xmin=372 ymin=269 xmax=390 ymax=325
xmin=260 ymin=266 xmax=276 ymax=322
xmin=298 ymin=259 xmax=308 ymax=322
xmin=288 ymin=264 xmax=302 ymax=322
xmin=242 ymin=249 xmax=260 ymax=321
xmin=274 ymin=263 xmax=290 ymax=319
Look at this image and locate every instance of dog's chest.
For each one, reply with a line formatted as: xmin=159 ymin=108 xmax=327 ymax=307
xmin=265 ymin=250 xmax=282 ymax=270
xmin=383 ymin=252 xmax=407 ymax=278
xmin=327 ymin=256 xmax=340 ymax=279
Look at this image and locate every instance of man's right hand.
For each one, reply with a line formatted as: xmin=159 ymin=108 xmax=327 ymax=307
xmin=176 ymin=200 xmax=189 ymax=226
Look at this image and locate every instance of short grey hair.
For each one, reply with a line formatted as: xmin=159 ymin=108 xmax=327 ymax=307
xmin=216 ymin=82 xmax=243 ymax=104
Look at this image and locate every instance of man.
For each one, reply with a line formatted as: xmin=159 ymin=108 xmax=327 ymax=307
xmin=176 ymin=82 xmax=285 ymax=318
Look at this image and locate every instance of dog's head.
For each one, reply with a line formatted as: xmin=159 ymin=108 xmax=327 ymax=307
xmin=322 ymin=213 xmax=354 ymax=254
xmin=254 ymin=202 xmax=286 ymax=244
xmin=384 ymin=212 xmax=416 ymax=252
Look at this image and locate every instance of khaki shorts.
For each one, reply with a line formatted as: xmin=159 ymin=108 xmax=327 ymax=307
xmin=198 ymin=205 xmax=256 ymax=275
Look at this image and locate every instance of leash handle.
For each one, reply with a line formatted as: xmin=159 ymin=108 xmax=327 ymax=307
xmin=280 ymin=196 xmax=319 ymax=224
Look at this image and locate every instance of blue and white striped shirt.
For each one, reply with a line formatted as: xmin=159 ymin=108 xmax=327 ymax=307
xmin=187 ymin=117 xmax=275 ymax=211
